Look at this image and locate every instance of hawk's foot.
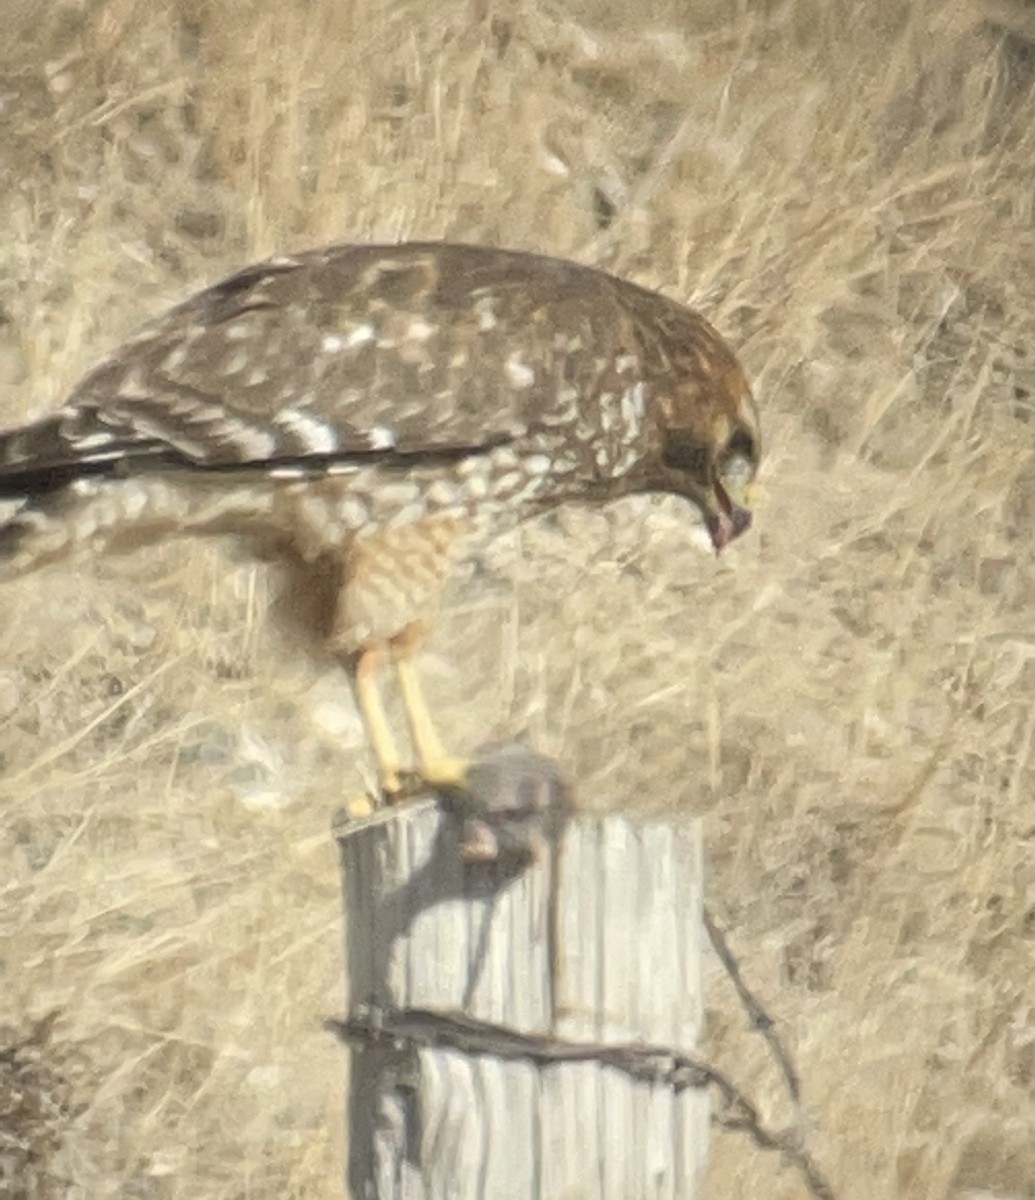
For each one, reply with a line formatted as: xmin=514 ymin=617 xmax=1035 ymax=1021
xmin=342 ymin=791 xmax=377 ymax=821
xmin=342 ymin=771 xmax=421 ymax=817
xmin=344 ymin=762 xmax=409 ymax=816
xmin=416 ymin=754 xmax=471 ymax=794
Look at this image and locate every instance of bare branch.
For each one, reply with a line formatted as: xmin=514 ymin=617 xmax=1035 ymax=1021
xmin=703 ymin=904 xmax=802 ymax=1105
xmin=328 ymin=1007 xmax=838 ymax=1200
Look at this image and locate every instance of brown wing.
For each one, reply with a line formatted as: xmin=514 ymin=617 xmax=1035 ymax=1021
xmin=46 ymin=244 xmax=660 ymax=456
xmin=1 ymin=242 xmax=751 ymax=507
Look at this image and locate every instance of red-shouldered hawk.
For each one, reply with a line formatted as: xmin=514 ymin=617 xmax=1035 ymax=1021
xmin=0 ymin=242 xmax=760 ymax=799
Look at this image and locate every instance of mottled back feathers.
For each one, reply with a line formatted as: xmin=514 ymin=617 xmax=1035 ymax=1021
xmin=0 ymin=241 xmax=760 ymax=571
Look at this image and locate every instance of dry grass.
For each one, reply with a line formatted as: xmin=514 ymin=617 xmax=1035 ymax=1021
xmin=0 ymin=0 xmax=1032 ymax=1196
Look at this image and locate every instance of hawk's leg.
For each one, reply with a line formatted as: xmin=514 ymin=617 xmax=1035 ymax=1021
xmin=391 ymin=625 xmax=469 ymax=791
xmin=350 ymin=645 xmax=404 ymax=799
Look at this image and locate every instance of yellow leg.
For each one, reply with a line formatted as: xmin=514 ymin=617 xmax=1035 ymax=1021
xmin=351 ymin=646 xmax=403 ymax=798
xmin=392 ymin=638 xmax=469 ymax=790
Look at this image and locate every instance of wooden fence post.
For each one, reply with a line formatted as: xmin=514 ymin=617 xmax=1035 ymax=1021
xmin=334 ymin=794 xmax=707 ymax=1200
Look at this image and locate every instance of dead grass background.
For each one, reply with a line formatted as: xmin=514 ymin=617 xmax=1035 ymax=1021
xmin=0 ymin=0 xmax=1032 ymax=1196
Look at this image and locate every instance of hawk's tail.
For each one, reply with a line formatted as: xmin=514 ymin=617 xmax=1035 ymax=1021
xmin=0 ymin=409 xmax=157 ymax=578
xmin=0 ymin=502 xmax=32 ymax=571
xmin=2 ymin=400 xmax=519 ymax=501
xmin=0 ymin=408 xmax=152 ymax=499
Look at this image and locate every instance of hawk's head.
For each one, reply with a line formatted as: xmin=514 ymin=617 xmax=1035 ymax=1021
xmin=653 ymin=358 xmax=761 ymax=553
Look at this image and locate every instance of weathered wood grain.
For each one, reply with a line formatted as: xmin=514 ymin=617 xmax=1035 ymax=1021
xmin=337 ymin=798 xmax=706 ymax=1200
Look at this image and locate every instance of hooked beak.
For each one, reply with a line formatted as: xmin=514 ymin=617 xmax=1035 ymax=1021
xmin=706 ymin=480 xmax=753 ymax=554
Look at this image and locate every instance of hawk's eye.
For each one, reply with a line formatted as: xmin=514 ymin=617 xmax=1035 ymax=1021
xmin=718 ymin=425 xmax=758 ymax=492
xmin=661 ymin=431 xmax=710 ymax=481
xmin=724 ymin=427 xmax=756 ymax=464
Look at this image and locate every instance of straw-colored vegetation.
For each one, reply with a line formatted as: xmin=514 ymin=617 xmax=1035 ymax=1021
xmin=1 ymin=1 xmax=1031 ymax=1196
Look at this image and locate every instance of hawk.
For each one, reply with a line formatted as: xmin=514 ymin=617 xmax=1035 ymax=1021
xmin=0 ymin=242 xmax=760 ymax=799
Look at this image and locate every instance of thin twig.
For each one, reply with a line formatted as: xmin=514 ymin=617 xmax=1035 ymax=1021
xmin=703 ymin=904 xmax=802 ymax=1105
xmin=329 ymin=1007 xmax=838 ymax=1200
